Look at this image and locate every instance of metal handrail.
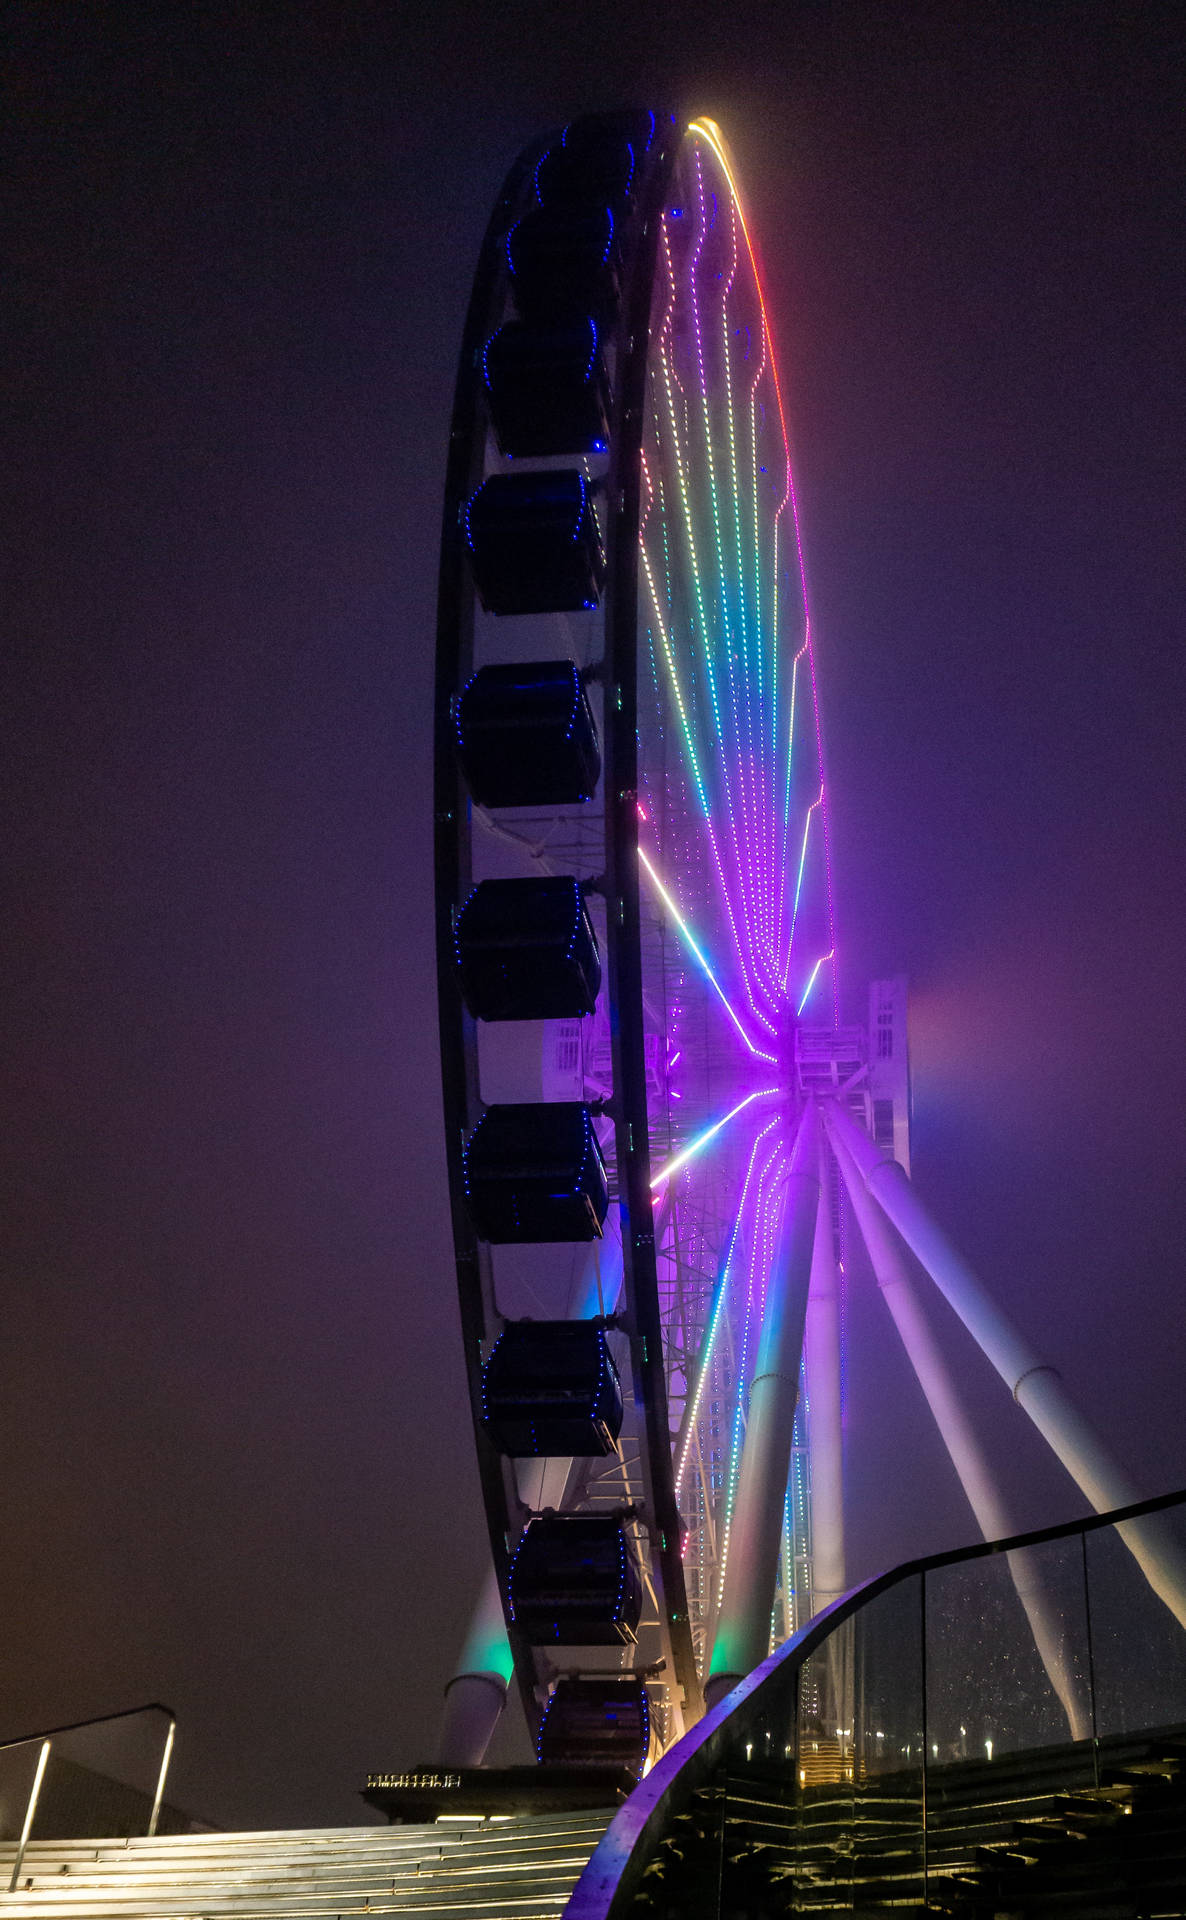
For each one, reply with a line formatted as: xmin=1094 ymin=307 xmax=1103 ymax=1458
xmin=0 ymin=1702 xmax=176 ymax=1755
xmin=2 ymin=1702 xmax=177 ymax=1891
xmin=566 ymin=1484 xmax=1186 ymax=1920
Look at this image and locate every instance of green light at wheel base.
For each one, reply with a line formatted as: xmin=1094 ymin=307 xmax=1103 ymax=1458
xmin=456 ymin=1615 xmax=515 ymax=1685
xmin=707 ymin=1626 xmax=741 ymax=1680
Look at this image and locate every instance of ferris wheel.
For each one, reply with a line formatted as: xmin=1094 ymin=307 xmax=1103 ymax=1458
xmin=431 ymin=108 xmax=1186 ymax=1784
xmin=433 ymin=110 xmax=842 ymax=1773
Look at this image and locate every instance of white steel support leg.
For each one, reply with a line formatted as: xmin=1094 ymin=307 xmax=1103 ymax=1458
xmin=437 ymin=1562 xmax=509 ymax=1767
xmin=824 ymin=1099 xmax=1186 ymax=1631
xmin=806 ymin=1146 xmax=851 ymax=1747
xmin=831 ymin=1125 xmax=1091 ymax=1739
xmin=707 ymin=1102 xmax=821 ymax=1703
xmin=806 ymin=1143 xmax=846 ymax=1616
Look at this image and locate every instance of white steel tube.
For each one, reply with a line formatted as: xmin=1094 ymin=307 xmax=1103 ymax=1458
xmin=806 ymin=1148 xmax=851 ymax=1752
xmin=707 ymin=1103 xmax=820 ymax=1701
xmin=805 ymin=1144 xmax=846 ymax=1615
xmin=437 ymin=1563 xmax=510 ymax=1767
xmin=438 ymin=1671 xmax=509 ymax=1769
xmin=824 ymin=1098 xmax=1186 ymax=1630
xmin=831 ymin=1124 xmax=1090 ymax=1739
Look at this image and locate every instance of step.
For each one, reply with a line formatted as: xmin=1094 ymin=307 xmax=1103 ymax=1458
xmin=0 ymin=1809 xmax=616 ymax=1920
xmin=1 ymin=1820 xmax=612 ymax=1872
xmin=4 ymin=1816 xmax=609 ymax=1861
xmin=11 ymin=1838 xmax=608 ymax=1883
xmin=0 ymin=1887 xmax=592 ymax=1918
xmin=4 ymin=1864 xmax=601 ymax=1899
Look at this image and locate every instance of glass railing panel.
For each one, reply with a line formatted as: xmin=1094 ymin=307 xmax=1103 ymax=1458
xmin=791 ymin=1614 xmax=856 ymax=1914
xmin=708 ymin=1581 xmax=925 ymax=1916
xmin=851 ymin=1575 xmax=925 ymax=1911
xmin=625 ymin=1782 xmax=725 ymax=1919
xmin=1086 ymin=1504 xmax=1186 ymax=1747
xmin=568 ymin=1494 xmax=1186 ymax=1920
xmin=924 ymin=1536 xmax=1095 ymax=1892
xmin=925 ymin=1535 xmax=1093 ymax=1760
xmin=687 ymin=1635 xmax=808 ymax=1917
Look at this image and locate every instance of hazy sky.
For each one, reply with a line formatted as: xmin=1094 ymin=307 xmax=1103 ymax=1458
xmin=4 ymin=1 xmax=1184 ymax=1828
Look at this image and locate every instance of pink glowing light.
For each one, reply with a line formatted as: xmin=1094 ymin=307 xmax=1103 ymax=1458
xmin=688 ymin=118 xmax=838 ymax=1024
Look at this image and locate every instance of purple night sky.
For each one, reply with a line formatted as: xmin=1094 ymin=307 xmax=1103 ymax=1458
xmin=3 ymin=2 xmax=1184 ymax=1829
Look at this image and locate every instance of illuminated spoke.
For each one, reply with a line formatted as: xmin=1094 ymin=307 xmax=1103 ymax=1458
xmin=639 ymin=848 xmax=775 ymax=1063
xmin=796 ymin=950 xmax=835 ymax=1018
xmin=650 ymin=1091 xmax=778 ymax=1192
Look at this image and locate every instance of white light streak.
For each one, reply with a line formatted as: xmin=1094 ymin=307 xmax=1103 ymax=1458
xmin=650 ymin=1089 xmax=778 ymax=1191
xmin=796 ymin=950 xmax=834 ymax=1017
xmin=639 ymin=847 xmax=775 ymax=1062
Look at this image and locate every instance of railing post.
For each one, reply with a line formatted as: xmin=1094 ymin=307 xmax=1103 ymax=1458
xmin=9 ymin=1738 xmax=51 ymax=1892
xmin=146 ymin=1718 xmax=176 ymax=1838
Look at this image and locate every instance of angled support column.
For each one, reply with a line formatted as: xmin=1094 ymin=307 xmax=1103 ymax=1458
xmin=806 ymin=1148 xmax=850 ymax=1744
xmin=831 ymin=1124 xmax=1090 ymax=1739
xmin=707 ymin=1102 xmax=820 ymax=1704
xmin=806 ymin=1142 xmax=846 ymax=1615
xmin=437 ymin=1562 xmax=511 ymax=1767
xmin=824 ymin=1099 xmax=1186 ymax=1631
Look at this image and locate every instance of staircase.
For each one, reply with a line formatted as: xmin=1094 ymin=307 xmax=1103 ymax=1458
xmin=928 ymin=1736 xmax=1186 ymax=1917
xmin=0 ymin=1811 xmax=615 ymax=1920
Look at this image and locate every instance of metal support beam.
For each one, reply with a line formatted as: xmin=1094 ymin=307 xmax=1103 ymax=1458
xmin=805 ymin=1147 xmax=850 ymax=1744
xmin=437 ymin=1564 xmax=511 ymax=1768
xmin=707 ymin=1103 xmax=820 ymax=1702
xmin=824 ymin=1098 xmax=1186 ymax=1631
xmin=805 ymin=1142 xmax=845 ymax=1615
xmin=830 ymin=1124 xmax=1090 ymax=1739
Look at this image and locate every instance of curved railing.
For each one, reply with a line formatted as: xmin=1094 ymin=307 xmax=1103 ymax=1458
xmin=568 ymin=1486 xmax=1186 ymax=1916
xmin=0 ymin=1703 xmax=176 ymax=1886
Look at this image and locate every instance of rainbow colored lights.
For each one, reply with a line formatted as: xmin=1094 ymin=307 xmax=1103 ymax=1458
xmin=636 ymin=119 xmax=838 ymax=1674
